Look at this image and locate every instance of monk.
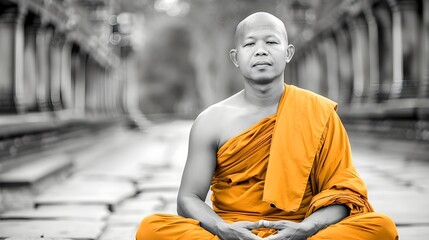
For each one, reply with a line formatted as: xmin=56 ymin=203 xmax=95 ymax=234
xmin=136 ymin=12 xmax=398 ymax=240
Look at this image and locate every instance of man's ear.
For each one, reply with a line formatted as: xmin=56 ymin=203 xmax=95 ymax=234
xmin=229 ymin=49 xmax=239 ymax=67
xmin=285 ymin=44 xmax=295 ymax=63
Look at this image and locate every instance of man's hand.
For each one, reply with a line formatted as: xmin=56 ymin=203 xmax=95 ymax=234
xmin=260 ymin=220 xmax=315 ymax=240
xmin=216 ymin=221 xmax=263 ymax=240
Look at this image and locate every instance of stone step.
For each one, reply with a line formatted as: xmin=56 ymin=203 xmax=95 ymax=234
xmin=369 ymin=190 xmax=429 ymax=225
xmin=98 ymin=226 xmax=137 ymax=240
xmin=0 ymin=205 xmax=109 ymax=221
xmin=136 ymin=191 xmax=178 ymax=202
xmin=397 ymin=225 xmax=429 ymax=240
xmin=0 ymin=154 xmax=72 ymax=187
xmin=114 ymin=199 xmax=163 ymax=214
xmin=0 ymin=220 xmax=105 ymax=239
xmin=137 ymin=180 xmax=180 ymax=193
xmin=34 ymin=177 xmax=136 ymax=211
xmin=0 ymin=154 xmax=73 ymax=212
xmin=108 ymin=213 xmax=145 ymax=226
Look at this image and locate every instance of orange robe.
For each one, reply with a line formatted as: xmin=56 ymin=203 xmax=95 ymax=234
xmin=136 ymin=85 xmax=398 ymax=240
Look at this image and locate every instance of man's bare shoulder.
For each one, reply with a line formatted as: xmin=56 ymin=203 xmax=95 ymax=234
xmin=196 ymin=91 xmax=243 ymax=123
xmin=191 ymin=92 xmax=243 ymax=139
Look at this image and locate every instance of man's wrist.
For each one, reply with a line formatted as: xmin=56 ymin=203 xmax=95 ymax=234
xmin=214 ymin=220 xmax=229 ymax=236
xmin=300 ymin=221 xmax=320 ymax=237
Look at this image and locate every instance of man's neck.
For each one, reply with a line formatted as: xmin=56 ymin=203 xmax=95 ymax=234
xmin=243 ymin=79 xmax=285 ymax=107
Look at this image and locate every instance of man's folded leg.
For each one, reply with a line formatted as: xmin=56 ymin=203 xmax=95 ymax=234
xmin=308 ymin=212 xmax=398 ymax=240
xmin=136 ymin=213 xmax=221 ymax=240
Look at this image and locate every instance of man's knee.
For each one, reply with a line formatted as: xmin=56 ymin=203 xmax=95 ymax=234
xmin=136 ymin=214 xmax=166 ymax=240
xmin=368 ymin=213 xmax=398 ymax=240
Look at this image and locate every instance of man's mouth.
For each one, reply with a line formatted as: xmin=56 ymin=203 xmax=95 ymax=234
xmin=252 ymin=61 xmax=272 ymax=67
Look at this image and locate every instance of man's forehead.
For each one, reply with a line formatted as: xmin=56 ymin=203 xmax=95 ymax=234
xmin=240 ymin=24 xmax=285 ymax=39
xmin=235 ymin=12 xmax=287 ymax=42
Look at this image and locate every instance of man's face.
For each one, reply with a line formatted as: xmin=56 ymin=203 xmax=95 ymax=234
xmin=233 ymin=21 xmax=289 ymax=83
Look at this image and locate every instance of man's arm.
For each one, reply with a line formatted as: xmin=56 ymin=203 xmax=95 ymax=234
xmin=262 ymin=204 xmax=349 ymax=240
xmin=177 ymin=111 xmax=223 ymax=233
xmin=177 ymin=110 xmax=261 ymax=239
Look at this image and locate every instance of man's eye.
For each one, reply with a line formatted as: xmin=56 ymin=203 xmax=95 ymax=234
xmin=244 ymin=43 xmax=254 ymax=47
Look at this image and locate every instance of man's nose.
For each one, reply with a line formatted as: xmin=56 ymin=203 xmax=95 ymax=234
xmin=255 ymin=46 xmax=268 ymax=56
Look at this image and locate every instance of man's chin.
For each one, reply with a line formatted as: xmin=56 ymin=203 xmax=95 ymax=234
xmin=247 ymin=75 xmax=278 ymax=84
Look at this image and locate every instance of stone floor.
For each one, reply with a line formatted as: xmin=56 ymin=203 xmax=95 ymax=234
xmin=0 ymin=120 xmax=428 ymax=239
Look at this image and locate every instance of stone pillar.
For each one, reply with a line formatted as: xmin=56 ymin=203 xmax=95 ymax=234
xmin=104 ymin=67 xmax=112 ymax=114
xmin=322 ymin=35 xmax=340 ymax=102
xmin=335 ymin=26 xmax=354 ymax=105
xmin=304 ymin=47 xmax=322 ymax=93
xmin=49 ymin=31 xmax=64 ymax=111
xmin=0 ymin=7 xmax=18 ymax=113
xmin=420 ymin=0 xmax=429 ymax=98
xmin=13 ymin=8 xmax=25 ymax=113
xmin=36 ymin=26 xmax=53 ymax=111
xmin=85 ymin=56 xmax=97 ymax=113
xmin=390 ymin=0 xmax=420 ymax=99
xmin=23 ymin=13 xmax=41 ymax=112
xmin=374 ymin=3 xmax=394 ymax=102
xmin=74 ymin=52 xmax=87 ymax=114
xmin=60 ymin=40 xmax=73 ymax=110
xmin=365 ymin=7 xmax=380 ymax=103
xmin=349 ymin=16 xmax=371 ymax=104
xmin=317 ymin=42 xmax=328 ymax=96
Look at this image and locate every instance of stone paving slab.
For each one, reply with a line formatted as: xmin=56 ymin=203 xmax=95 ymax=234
xmin=136 ymin=191 xmax=178 ymax=203
xmin=108 ymin=213 xmax=145 ymax=226
xmin=369 ymin=189 xmax=429 ymax=225
xmin=98 ymin=225 xmax=137 ymax=240
xmin=5 ymin=238 xmax=71 ymax=240
xmin=75 ymin=168 xmax=143 ymax=183
xmin=397 ymin=226 xmax=429 ymax=240
xmin=34 ymin=177 xmax=136 ymax=210
xmin=0 ymin=204 xmax=109 ymax=221
xmin=0 ymin=220 xmax=105 ymax=239
xmin=0 ymin=154 xmax=72 ymax=186
xmin=114 ymin=199 xmax=163 ymax=214
xmin=137 ymin=181 xmax=180 ymax=193
xmin=36 ymin=204 xmax=109 ymax=211
xmin=40 ymin=176 xmax=135 ymax=194
xmin=140 ymin=169 xmax=183 ymax=180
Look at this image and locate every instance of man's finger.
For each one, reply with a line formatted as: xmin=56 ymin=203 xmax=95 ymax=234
xmin=241 ymin=221 xmax=262 ymax=229
xmin=262 ymin=220 xmax=290 ymax=229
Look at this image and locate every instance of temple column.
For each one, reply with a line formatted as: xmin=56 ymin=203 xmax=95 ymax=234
xmin=85 ymin=57 xmax=97 ymax=113
xmin=322 ymin=35 xmax=340 ymax=102
xmin=364 ymin=7 xmax=380 ymax=103
xmin=374 ymin=2 xmax=394 ymax=102
xmin=420 ymin=0 xmax=429 ymax=98
xmin=335 ymin=26 xmax=354 ymax=105
xmin=36 ymin=26 xmax=53 ymax=111
xmin=305 ymin=48 xmax=322 ymax=94
xmin=13 ymin=7 xmax=25 ymax=113
xmin=49 ymin=31 xmax=64 ymax=111
xmin=60 ymin=40 xmax=73 ymax=110
xmin=23 ymin=13 xmax=41 ymax=112
xmin=349 ymin=16 xmax=371 ymax=104
xmin=317 ymin=41 xmax=328 ymax=96
xmin=390 ymin=0 xmax=420 ymax=99
xmin=0 ymin=7 xmax=19 ymax=113
xmin=74 ymin=52 xmax=87 ymax=114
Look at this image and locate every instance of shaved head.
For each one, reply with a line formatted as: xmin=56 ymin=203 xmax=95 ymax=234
xmin=234 ymin=12 xmax=288 ymax=47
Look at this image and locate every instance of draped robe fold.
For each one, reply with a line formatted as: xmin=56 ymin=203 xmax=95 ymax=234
xmin=136 ymin=85 xmax=398 ymax=240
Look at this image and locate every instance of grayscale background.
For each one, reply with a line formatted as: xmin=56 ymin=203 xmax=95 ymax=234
xmin=0 ymin=0 xmax=428 ymax=239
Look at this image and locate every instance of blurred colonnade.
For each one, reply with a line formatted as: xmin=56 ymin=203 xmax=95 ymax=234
xmin=286 ymin=0 xmax=429 ymax=142
xmin=0 ymin=0 xmax=137 ymax=171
